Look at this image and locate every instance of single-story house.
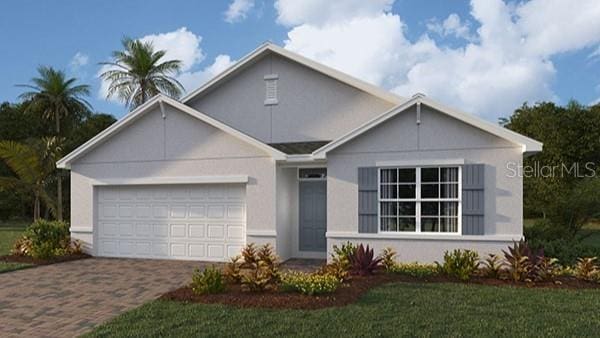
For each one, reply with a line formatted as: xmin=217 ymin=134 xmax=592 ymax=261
xmin=57 ymin=42 xmax=542 ymax=263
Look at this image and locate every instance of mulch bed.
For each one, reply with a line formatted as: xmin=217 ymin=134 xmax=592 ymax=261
xmin=160 ymin=273 xmax=600 ymax=310
xmin=0 ymin=253 xmax=91 ymax=266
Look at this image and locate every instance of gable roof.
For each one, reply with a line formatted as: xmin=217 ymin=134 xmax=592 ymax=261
xmin=56 ymin=95 xmax=286 ymax=169
xmin=312 ymin=94 xmax=543 ymax=159
xmin=181 ymin=42 xmax=405 ymax=106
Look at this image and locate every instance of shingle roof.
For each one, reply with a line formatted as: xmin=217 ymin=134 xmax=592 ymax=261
xmin=268 ymin=141 xmax=331 ymax=155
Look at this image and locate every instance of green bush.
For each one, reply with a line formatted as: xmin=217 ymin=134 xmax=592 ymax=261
xmin=389 ymin=262 xmax=438 ymax=278
xmin=191 ymin=266 xmax=225 ymax=295
xmin=281 ymin=272 xmax=341 ymax=296
xmin=436 ymin=249 xmax=480 ymax=281
xmin=527 ymin=238 xmax=600 ymax=266
xmin=24 ymin=220 xmax=70 ymax=259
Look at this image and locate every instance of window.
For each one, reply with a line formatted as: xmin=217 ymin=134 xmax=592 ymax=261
xmin=379 ymin=167 xmax=460 ymax=233
xmin=264 ymin=74 xmax=278 ymax=105
xmin=299 ymin=168 xmax=327 ymax=180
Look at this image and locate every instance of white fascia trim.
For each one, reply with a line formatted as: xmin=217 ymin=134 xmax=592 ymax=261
xmin=326 ymin=231 xmax=522 ymax=242
xmin=89 ymin=175 xmax=249 ymax=186
xmin=376 ymin=159 xmax=465 ymax=167
xmin=312 ymin=95 xmax=543 ymax=159
xmin=246 ymin=230 xmax=277 ymax=237
xmin=56 ymin=95 xmax=286 ymax=169
xmin=181 ymin=42 xmax=405 ymax=106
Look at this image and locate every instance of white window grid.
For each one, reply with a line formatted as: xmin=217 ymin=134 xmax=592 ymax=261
xmin=377 ymin=166 xmax=462 ymax=235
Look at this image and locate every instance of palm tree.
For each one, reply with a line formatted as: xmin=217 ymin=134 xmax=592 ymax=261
xmin=0 ymin=138 xmax=62 ymax=220
xmin=18 ymin=66 xmax=91 ymax=221
xmin=100 ymin=37 xmax=184 ymax=109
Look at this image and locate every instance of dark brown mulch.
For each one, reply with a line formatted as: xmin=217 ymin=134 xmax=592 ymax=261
xmin=160 ymin=272 xmax=600 ymax=310
xmin=0 ymin=253 xmax=91 ymax=266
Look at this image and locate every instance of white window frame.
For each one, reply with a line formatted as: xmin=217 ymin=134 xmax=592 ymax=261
xmin=377 ymin=166 xmax=462 ymax=235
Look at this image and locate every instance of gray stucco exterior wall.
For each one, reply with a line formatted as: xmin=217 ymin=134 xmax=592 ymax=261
xmin=326 ymin=105 xmax=523 ymax=262
xmin=69 ymin=105 xmax=278 ymax=254
xmin=187 ymin=53 xmax=395 ymax=143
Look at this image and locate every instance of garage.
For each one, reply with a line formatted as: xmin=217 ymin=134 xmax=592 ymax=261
xmin=96 ymin=184 xmax=246 ymax=261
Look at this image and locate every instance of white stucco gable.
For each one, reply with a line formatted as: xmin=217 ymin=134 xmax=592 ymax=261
xmin=56 ymin=95 xmax=286 ymax=169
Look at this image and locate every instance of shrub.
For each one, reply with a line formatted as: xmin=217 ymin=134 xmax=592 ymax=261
xmin=481 ymin=254 xmax=504 ymax=278
xmin=389 ymin=262 xmax=438 ymax=278
xmin=348 ymin=244 xmax=382 ymax=276
xmin=574 ymin=257 xmax=600 ymax=282
xmin=11 ymin=236 xmax=33 ymax=256
xmin=191 ymin=266 xmax=225 ymax=295
xmin=436 ymin=249 xmax=479 ymax=281
xmin=379 ymin=247 xmax=397 ymax=272
xmin=223 ymin=255 xmax=243 ymax=283
xmin=231 ymin=243 xmax=280 ymax=292
xmin=502 ymin=240 xmax=559 ymax=282
xmin=331 ymin=242 xmax=356 ymax=270
xmin=528 ymin=238 xmax=600 ymax=266
xmin=24 ymin=220 xmax=70 ymax=259
xmin=316 ymin=259 xmax=349 ymax=282
xmin=281 ymin=272 xmax=341 ymax=295
xmin=531 ymin=256 xmax=560 ymax=282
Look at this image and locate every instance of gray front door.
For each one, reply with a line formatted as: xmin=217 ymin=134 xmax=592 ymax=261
xmin=299 ymin=180 xmax=327 ymax=252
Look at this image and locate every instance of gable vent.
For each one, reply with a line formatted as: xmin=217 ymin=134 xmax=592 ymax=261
xmin=264 ymin=74 xmax=278 ymax=105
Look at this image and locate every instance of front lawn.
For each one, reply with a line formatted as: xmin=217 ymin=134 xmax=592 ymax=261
xmin=0 ymin=220 xmax=28 ymax=255
xmin=87 ymin=282 xmax=600 ymax=337
xmin=0 ymin=262 xmax=31 ymax=273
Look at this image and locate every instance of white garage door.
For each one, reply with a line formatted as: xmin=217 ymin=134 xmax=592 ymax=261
xmin=96 ymin=184 xmax=246 ymax=261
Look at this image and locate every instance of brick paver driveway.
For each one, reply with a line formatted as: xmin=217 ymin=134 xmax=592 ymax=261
xmin=0 ymin=258 xmax=204 ymax=337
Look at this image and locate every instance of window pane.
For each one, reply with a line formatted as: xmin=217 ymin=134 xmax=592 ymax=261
xmin=441 ymin=202 xmax=458 ymax=216
xmin=421 ymin=184 xmax=439 ymax=198
xmin=380 ymin=217 xmax=398 ymax=232
xmin=398 ymin=185 xmax=416 ymax=198
xmin=380 ymin=169 xmax=397 ymax=183
xmin=380 ymin=202 xmax=397 ymax=216
xmin=380 ymin=184 xmax=397 ymax=199
xmin=440 ymin=217 xmax=458 ymax=232
xmin=441 ymin=167 xmax=459 ymax=182
xmin=441 ymin=184 xmax=458 ymax=198
xmin=421 ymin=217 xmax=439 ymax=232
xmin=398 ymin=202 xmax=416 ymax=216
xmin=421 ymin=202 xmax=439 ymax=216
xmin=398 ymin=168 xmax=416 ymax=183
xmin=398 ymin=218 xmax=416 ymax=231
xmin=299 ymin=168 xmax=327 ymax=179
xmin=421 ymin=168 xmax=439 ymax=182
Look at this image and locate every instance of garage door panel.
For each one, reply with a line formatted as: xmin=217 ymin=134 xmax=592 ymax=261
xmin=97 ymin=184 xmax=246 ymax=261
xmin=189 ymin=224 xmax=205 ymax=238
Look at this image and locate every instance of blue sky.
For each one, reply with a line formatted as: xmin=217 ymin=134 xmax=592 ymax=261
xmin=1 ymin=0 xmax=599 ymax=120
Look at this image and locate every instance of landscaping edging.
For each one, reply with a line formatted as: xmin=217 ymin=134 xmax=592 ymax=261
xmin=0 ymin=253 xmax=91 ymax=266
xmin=160 ymin=272 xmax=600 ymax=310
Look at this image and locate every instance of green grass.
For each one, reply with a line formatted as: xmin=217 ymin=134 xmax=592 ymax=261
xmin=0 ymin=262 xmax=32 ymax=273
xmin=87 ymin=282 xmax=600 ymax=337
xmin=0 ymin=220 xmax=28 ymax=256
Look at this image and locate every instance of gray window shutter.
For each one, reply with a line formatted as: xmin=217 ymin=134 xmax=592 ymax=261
xmin=358 ymin=167 xmax=378 ymax=233
xmin=462 ymin=164 xmax=485 ymax=235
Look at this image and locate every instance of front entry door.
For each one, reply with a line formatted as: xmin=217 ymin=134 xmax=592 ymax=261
xmin=299 ymin=180 xmax=327 ymax=252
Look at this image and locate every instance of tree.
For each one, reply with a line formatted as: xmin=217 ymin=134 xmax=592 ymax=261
xmin=99 ymin=37 xmax=184 ymax=110
xmin=17 ymin=67 xmax=92 ymax=221
xmin=504 ymin=101 xmax=600 ymax=235
xmin=0 ymin=138 xmax=62 ymax=220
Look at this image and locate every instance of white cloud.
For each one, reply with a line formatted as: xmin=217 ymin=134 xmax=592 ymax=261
xmin=69 ymin=52 xmax=89 ymax=71
xmin=276 ymin=0 xmax=600 ymax=120
xmin=224 ymin=0 xmax=255 ymax=23
xmin=177 ymin=54 xmax=235 ymax=92
xmin=139 ymin=27 xmax=204 ymax=72
xmin=275 ymin=0 xmax=393 ymax=26
xmin=427 ymin=13 xmax=475 ymax=41
xmin=98 ymin=28 xmax=234 ymax=101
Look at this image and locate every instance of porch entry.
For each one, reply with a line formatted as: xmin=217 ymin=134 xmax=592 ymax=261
xmin=298 ymin=168 xmax=327 ymax=252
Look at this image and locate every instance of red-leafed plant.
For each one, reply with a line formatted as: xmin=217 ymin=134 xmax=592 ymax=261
xmin=348 ymin=244 xmax=382 ymax=276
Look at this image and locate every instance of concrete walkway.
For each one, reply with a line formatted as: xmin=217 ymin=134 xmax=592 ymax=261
xmin=0 ymin=258 xmax=202 ymax=337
